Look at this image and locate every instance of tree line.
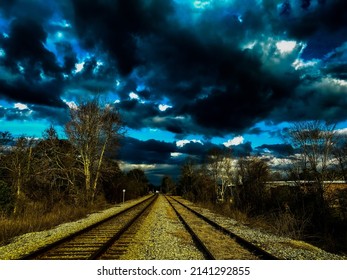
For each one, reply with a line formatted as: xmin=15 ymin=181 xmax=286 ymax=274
xmin=169 ymin=121 xmax=347 ymax=252
xmin=0 ymin=100 xmax=150 ymax=216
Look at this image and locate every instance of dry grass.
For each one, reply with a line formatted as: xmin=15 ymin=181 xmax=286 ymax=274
xmin=193 ymin=200 xmax=310 ymax=240
xmin=0 ymin=200 xmax=110 ymax=246
xmin=267 ymin=211 xmax=310 ymax=239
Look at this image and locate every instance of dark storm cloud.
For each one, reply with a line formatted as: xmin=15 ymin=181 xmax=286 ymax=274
xmin=255 ymin=143 xmax=294 ymax=157
xmin=69 ymin=0 xmax=174 ymax=76
xmin=177 ymin=141 xmax=207 ymax=156
xmin=119 ymin=136 xmax=254 ymax=167
xmin=270 ymin=77 xmax=347 ymax=123
xmin=0 ymin=78 xmax=65 ymax=108
xmin=0 ymin=0 xmax=55 ymax=20
xmin=60 ymin=0 xmax=300 ymax=135
xmin=55 ymin=42 xmax=78 ymax=75
xmin=0 ymin=103 xmax=68 ymax=124
xmin=1 ymin=18 xmax=61 ymax=79
xmin=246 ymin=127 xmax=265 ymax=135
xmin=128 ymin=17 xmax=299 ymax=135
xmin=321 ymin=43 xmax=347 ymax=80
xmin=285 ymin=0 xmax=347 ymax=40
xmin=116 ymin=99 xmax=189 ymax=135
xmin=117 ymin=100 xmax=158 ymax=130
xmin=0 ymin=0 xmax=346 ymax=140
xmin=324 ymin=64 xmax=347 ymax=80
xmin=30 ymin=104 xmax=69 ymax=125
xmin=300 ymin=0 xmax=311 ymax=10
xmin=65 ymin=56 xmax=119 ymax=97
xmin=118 ymin=137 xmax=176 ymax=164
xmin=0 ymin=106 xmax=31 ymax=121
xmin=145 ymin=164 xmax=181 ymax=186
xmin=0 ymin=15 xmax=65 ymax=109
xmin=232 ymin=142 xmax=253 ymax=157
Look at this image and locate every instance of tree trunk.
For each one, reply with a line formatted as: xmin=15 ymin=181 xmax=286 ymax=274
xmin=13 ymin=166 xmax=22 ymax=215
xmin=91 ymin=140 xmax=108 ymax=203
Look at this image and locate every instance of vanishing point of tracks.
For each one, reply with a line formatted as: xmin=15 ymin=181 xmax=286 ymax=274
xmin=21 ymin=194 xmax=278 ymax=260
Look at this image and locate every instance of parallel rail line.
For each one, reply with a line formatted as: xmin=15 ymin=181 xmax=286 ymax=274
xmin=20 ymin=195 xmax=157 ymax=260
xmin=20 ymin=194 xmax=279 ymax=260
xmin=166 ymin=196 xmax=279 ymax=260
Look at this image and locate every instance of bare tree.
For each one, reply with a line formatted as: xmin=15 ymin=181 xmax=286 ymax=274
xmin=178 ymin=158 xmax=196 ymax=196
xmin=206 ymin=147 xmax=233 ymax=201
xmin=35 ymin=126 xmax=80 ymax=205
xmin=161 ymin=175 xmax=176 ymax=194
xmin=0 ymin=131 xmax=13 ymax=149
xmin=287 ymin=120 xmax=336 ymax=185
xmin=286 ymin=120 xmax=337 ymax=232
xmin=126 ymin=169 xmax=149 ymax=198
xmin=65 ymin=100 xmax=123 ymax=204
xmin=236 ymin=156 xmax=270 ymax=213
xmin=332 ymin=133 xmax=347 ymax=181
xmin=178 ymin=158 xmax=215 ymax=203
xmin=3 ymin=137 xmax=35 ymax=215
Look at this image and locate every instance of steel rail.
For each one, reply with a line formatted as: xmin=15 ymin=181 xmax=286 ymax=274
xmin=89 ymin=195 xmax=157 ymax=259
xmin=20 ymin=194 xmax=157 ymax=260
xmin=165 ymin=196 xmax=215 ymax=260
xmin=168 ymin=196 xmax=279 ymax=260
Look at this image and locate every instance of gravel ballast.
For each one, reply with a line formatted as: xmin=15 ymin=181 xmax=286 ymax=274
xmin=119 ymin=195 xmax=204 ymax=260
xmin=173 ymin=196 xmax=347 ymax=260
xmin=1 ymin=194 xmax=346 ymax=260
xmin=0 ymin=196 xmax=151 ymax=260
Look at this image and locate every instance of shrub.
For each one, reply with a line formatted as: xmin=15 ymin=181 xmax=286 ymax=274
xmin=0 ymin=180 xmax=13 ymax=215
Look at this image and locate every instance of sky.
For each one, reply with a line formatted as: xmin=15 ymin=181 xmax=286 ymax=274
xmin=0 ymin=0 xmax=346 ymax=185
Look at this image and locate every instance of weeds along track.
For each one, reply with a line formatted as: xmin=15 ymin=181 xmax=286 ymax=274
xmin=165 ymin=196 xmax=279 ymax=260
xmin=20 ymin=195 xmax=158 ymax=260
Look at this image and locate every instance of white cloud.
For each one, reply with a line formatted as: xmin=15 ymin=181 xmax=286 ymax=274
xmin=292 ymin=58 xmax=319 ymax=70
xmin=129 ymin=92 xmax=140 ymax=100
xmin=63 ymin=99 xmax=77 ymax=109
xmin=331 ymin=78 xmax=347 ymax=87
xmin=119 ymin=161 xmax=156 ymax=171
xmin=242 ymin=40 xmax=257 ymax=50
xmin=171 ymin=152 xmax=183 ymax=157
xmin=17 ymin=63 xmax=25 ymax=74
xmin=74 ymin=62 xmax=84 ymax=73
xmin=276 ymin=40 xmax=297 ymax=54
xmin=175 ymin=116 xmax=185 ymax=120
xmin=51 ymin=19 xmax=71 ymax=29
xmin=223 ymin=136 xmax=244 ymax=147
xmin=336 ymin=128 xmax=347 ymax=135
xmin=176 ymin=139 xmax=203 ymax=147
xmin=14 ymin=103 xmax=28 ymax=110
xmin=56 ymin=31 xmax=63 ymax=39
xmin=193 ymin=0 xmax=211 ymax=9
xmin=158 ymin=104 xmax=172 ymax=111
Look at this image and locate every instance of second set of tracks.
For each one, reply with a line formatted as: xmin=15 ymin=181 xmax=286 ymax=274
xmin=166 ymin=196 xmax=277 ymax=260
xmin=20 ymin=194 xmax=278 ymax=260
xmin=21 ymin=195 xmax=158 ymax=260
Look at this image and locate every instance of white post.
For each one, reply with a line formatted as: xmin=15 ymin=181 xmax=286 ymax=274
xmin=122 ymin=189 xmax=126 ymax=204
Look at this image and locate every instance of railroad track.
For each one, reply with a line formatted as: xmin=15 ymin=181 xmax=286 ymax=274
xmin=20 ymin=195 xmax=158 ymax=260
xmin=165 ymin=196 xmax=279 ymax=260
xmin=19 ymin=194 xmax=278 ymax=260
